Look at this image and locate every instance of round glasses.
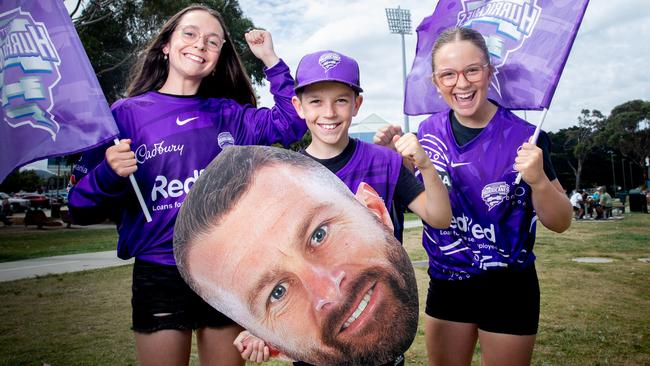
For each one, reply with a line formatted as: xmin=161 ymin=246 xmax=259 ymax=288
xmin=434 ymin=63 xmax=489 ymax=87
xmin=179 ymin=25 xmax=226 ymax=52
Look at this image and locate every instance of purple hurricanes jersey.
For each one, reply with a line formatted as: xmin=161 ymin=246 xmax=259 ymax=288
xmin=335 ymin=140 xmax=402 ymax=211
xmin=69 ymin=61 xmax=306 ymax=265
xmin=417 ymin=107 xmax=538 ymax=280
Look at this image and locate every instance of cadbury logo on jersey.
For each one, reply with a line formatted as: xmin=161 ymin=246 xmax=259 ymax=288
xmin=135 ymin=140 xmax=184 ymax=164
xmin=481 ymin=181 xmax=510 ymax=210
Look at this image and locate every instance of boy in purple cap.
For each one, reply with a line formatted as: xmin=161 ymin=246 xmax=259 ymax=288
xmin=234 ymin=50 xmax=452 ymax=365
xmin=291 ymin=50 xmax=451 ymax=237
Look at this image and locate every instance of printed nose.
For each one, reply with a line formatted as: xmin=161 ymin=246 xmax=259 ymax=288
xmin=303 ymin=267 xmax=345 ymax=311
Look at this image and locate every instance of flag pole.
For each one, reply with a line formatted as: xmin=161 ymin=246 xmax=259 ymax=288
xmin=514 ymin=108 xmax=548 ymax=185
xmin=114 ymin=138 xmax=152 ymax=222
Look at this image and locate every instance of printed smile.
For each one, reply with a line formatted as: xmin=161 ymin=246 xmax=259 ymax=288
xmin=341 ymin=285 xmax=374 ymax=330
xmin=184 ymin=53 xmax=205 ymax=63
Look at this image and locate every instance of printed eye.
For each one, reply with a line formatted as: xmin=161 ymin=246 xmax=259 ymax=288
xmin=270 ymin=283 xmax=288 ymax=303
xmin=310 ymin=225 xmax=328 ymax=246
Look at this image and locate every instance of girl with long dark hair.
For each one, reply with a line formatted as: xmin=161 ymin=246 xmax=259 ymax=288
xmin=68 ymin=5 xmax=305 ymax=365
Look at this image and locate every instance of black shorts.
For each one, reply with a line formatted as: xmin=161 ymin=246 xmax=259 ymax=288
xmin=131 ymin=259 xmax=236 ymax=333
xmin=425 ymin=265 xmax=540 ymax=335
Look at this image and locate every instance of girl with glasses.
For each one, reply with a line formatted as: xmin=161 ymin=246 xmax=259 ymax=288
xmin=376 ymin=27 xmax=572 ymax=366
xmin=68 ymin=5 xmax=305 ymax=365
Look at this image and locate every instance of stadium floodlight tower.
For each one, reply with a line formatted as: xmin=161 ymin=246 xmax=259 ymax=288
xmin=385 ymin=6 xmax=412 ymax=132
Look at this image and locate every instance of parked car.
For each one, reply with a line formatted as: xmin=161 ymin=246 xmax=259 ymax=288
xmin=17 ymin=192 xmax=50 ymax=209
xmin=0 ymin=192 xmax=30 ymax=213
xmin=59 ymin=191 xmax=69 ymax=204
xmin=44 ymin=191 xmax=68 ymax=205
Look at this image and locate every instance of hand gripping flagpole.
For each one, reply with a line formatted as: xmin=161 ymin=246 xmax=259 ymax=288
xmin=514 ymin=108 xmax=548 ymax=185
xmin=114 ymin=138 xmax=152 ymax=222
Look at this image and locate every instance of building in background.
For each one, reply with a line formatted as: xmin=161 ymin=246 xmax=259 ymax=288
xmin=350 ymin=113 xmax=392 ymax=143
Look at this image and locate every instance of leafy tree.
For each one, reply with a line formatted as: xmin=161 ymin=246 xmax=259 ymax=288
xmin=73 ymin=0 xmax=265 ymax=103
xmin=0 ymin=170 xmax=44 ymax=193
xmin=563 ymin=109 xmax=605 ymax=190
xmin=547 ymin=129 xmax=576 ymax=189
xmin=287 ymin=131 xmax=312 ymax=152
xmin=603 ymin=100 xmax=650 ymax=184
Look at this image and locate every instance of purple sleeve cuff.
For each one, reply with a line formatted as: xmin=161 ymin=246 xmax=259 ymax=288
xmin=263 ymin=59 xmax=289 ymax=79
xmin=95 ymin=159 xmax=130 ymax=193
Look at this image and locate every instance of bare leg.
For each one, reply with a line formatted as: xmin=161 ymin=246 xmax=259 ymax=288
xmin=478 ymin=330 xmax=536 ymax=366
xmin=425 ymin=315 xmax=478 ymax=366
xmin=197 ymin=324 xmax=246 ymax=366
xmin=135 ymin=329 xmax=192 ymax=366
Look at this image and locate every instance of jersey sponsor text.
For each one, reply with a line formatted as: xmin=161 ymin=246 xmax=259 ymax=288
xmin=135 ymin=140 xmax=184 ymax=164
xmin=151 ymin=169 xmax=203 ymax=201
xmin=450 ymin=213 xmax=496 ymax=243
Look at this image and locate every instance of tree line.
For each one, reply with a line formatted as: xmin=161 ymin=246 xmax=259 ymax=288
xmin=548 ymin=100 xmax=649 ymax=193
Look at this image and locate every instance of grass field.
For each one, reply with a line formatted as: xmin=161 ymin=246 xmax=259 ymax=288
xmin=0 ymin=214 xmax=649 ymax=365
xmin=0 ymin=226 xmax=117 ymax=262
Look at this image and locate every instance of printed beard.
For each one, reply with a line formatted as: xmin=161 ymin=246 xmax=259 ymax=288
xmin=284 ymin=231 xmax=419 ymax=365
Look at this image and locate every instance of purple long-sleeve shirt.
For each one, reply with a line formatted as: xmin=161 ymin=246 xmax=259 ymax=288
xmin=69 ymin=60 xmax=306 ymax=265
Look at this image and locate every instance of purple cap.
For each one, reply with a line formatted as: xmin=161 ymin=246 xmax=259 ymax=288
xmin=294 ymin=50 xmax=363 ymax=93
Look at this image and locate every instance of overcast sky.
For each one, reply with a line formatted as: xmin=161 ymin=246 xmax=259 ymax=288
xmin=238 ymin=0 xmax=649 ymax=133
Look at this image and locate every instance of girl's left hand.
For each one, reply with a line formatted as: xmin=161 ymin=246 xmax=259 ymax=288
xmin=245 ymin=29 xmax=279 ymax=68
xmin=514 ymin=137 xmax=545 ymax=187
xmin=394 ymin=133 xmax=433 ymax=171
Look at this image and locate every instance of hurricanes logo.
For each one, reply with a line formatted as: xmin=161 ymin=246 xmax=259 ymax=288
xmin=481 ymin=181 xmax=510 ymax=210
xmin=318 ymin=52 xmax=341 ymax=71
xmin=217 ymin=132 xmax=235 ymax=149
xmin=457 ymin=0 xmax=541 ymax=98
xmin=0 ymin=8 xmax=61 ymax=140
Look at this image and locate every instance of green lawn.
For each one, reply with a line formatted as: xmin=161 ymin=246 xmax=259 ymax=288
xmin=404 ymin=211 xmax=419 ymax=222
xmin=0 ymin=226 xmax=117 ymax=262
xmin=0 ymin=214 xmax=648 ymax=365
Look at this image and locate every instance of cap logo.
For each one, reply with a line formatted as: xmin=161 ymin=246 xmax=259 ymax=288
xmin=318 ymin=52 xmax=341 ymax=71
xmin=218 ymin=131 xmax=235 ymax=149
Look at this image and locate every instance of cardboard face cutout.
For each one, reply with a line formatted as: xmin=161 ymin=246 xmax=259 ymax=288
xmin=174 ymin=145 xmax=418 ymax=365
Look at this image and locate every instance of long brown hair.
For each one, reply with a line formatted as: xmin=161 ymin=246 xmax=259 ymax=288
xmin=127 ymin=4 xmax=256 ymax=106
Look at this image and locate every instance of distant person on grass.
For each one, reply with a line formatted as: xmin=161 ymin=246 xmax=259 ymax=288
xmin=570 ymin=189 xmax=585 ymax=219
xmin=599 ymin=187 xmax=613 ymax=219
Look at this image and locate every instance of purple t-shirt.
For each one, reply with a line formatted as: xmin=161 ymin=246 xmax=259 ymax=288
xmin=417 ymin=107 xmax=538 ymax=280
xmin=334 ymin=140 xmax=402 ymax=212
xmin=69 ymin=60 xmax=306 ymax=265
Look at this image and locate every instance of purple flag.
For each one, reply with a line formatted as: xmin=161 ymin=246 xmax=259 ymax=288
xmin=404 ymin=0 xmax=589 ymax=115
xmin=0 ymin=0 xmax=119 ymax=181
